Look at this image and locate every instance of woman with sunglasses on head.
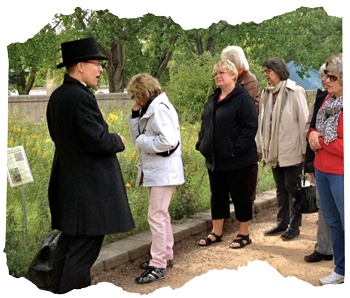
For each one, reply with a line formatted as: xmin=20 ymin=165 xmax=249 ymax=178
xmin=312 ymin=54 xmax=344 ymax=285
xmin=196 ymin=59 xmax=258 ymax=249
xmin=303 ymin=63 xmax=333 ymax=264
xmin=256 ymin=57 xmax=309 ymax=241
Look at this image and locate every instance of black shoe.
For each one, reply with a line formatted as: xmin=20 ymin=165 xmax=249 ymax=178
xmin=264 ymin=226 xmax=287 ymax=236
xmin=135 ymin=267 xmax=165 ymax=284
xmin=139 ymin=260 xmax=173 ymax=270
xmin=304 ymin=250 xmax=333 ymax=262
xmin=281 ymin=230 xmax=299 ymax=241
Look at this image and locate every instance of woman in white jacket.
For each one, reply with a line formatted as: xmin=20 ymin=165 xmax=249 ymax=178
xmin=127 ymin=73 xmax=185 ymax=284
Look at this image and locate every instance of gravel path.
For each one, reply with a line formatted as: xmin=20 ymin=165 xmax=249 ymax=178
xmin=92 ymin=205 xmax=341 ymax=295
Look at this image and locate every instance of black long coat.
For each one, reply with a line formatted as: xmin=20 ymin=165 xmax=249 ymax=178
xmin=46 ymin=74 xmax=135 ymax=236
xmin=196 ymin=85 xmax=258 ymax=172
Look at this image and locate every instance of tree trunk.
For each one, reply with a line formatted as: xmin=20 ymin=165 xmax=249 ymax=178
xmin=16 ymin=69 xmax=36 ymax=95
xmin=107 ymin=40 xmax=125 ymax=93
xmin=195 ymin=30 xmax=204 ymax=56
xmin=24 ymin=70 xmax=37 ymax=94
xmin=206 ymin=23 xmax=217 ymax=55
xmin=153 ymin=36 xmax=179 ymax=78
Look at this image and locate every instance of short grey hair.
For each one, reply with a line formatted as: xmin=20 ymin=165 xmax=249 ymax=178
xmin=319 ymin=63 xmax=326 ymax=73
xmin=262 ymin=57 xmax=290 ymax=81
xmin=221 ymin=45 xmax=249 ymax=71
xmin=326 ymin=53 xmax=343 ymax=85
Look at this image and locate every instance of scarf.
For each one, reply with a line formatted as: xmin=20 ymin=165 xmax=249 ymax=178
xmin=316 ymin=94 xmax=343 ymax=145
xmin=259 ymin=80 xmax=288 ymax=168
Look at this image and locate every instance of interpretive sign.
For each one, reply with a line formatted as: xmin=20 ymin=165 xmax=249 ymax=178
xmin=7 ymin=146 xmax=34 ymax=188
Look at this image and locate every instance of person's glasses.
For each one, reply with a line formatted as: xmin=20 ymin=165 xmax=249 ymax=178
xmin=324 ymin=69 xmax=340 ymax=82
xmin=213 ymin=71 xmax=228 ymax=77
xmin=85 ymin=61 xmax=103 ymax=68
xmin=263 ymin=68 xmax=273 ymax=74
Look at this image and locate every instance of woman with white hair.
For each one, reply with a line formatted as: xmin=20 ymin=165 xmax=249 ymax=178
xmin=221 ymin=45 xmax=260 ymax=110
xmin=221 ymin=45 xmax=260 ymax=205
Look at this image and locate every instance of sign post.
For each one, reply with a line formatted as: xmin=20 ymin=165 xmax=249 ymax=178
xmin=7 ymin=146 xmax=34 ymax=248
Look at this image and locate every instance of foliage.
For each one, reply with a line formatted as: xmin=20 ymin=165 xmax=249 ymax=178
xmin=7 ymin=7 xmax=342 ymax=95
xmin=165 ymin=52 xmax=218 ymax=123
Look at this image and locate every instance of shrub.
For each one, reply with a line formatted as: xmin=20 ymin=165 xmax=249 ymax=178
xmin=165 ymin=52 xmax=218 ymax=124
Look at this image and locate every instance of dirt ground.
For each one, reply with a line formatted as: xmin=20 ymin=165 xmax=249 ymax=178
xmin=92 ymin=205 xmax=339 ymax=295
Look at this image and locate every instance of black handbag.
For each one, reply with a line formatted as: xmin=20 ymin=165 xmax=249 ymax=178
xmin=292 ymin=172 xmax=319 ymax=214
xmin=28 ymin=230 xmax=61 ymax=290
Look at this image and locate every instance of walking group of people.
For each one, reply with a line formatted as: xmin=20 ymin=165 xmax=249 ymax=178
xmin=45 ymin=36 xmax=343 ymax=293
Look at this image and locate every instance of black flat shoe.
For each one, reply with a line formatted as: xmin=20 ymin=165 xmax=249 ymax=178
xmin=264 ymin=226 xmax=287 ymax=236
xmin=281 ymin=230 xmax=299 ymax=241
xmin=198 ymin=232 xmax=223 ymax=246
xmin=304 ymin=250 xmax=333 ymax=262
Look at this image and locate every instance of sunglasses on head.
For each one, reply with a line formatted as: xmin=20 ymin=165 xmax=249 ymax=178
xmin=324 ymin=69 xmax=341 ymax=82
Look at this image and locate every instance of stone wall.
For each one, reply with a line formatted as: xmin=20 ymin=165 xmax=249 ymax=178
xmin=8 ymin=90 xmax=317 ymax=123
xmin=8 ymin=93 xmax=132 ymax=123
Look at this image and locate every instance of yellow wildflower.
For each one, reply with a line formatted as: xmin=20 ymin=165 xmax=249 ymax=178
xmin=43 ymin=150 xmax=50 ymax=159
xmin=125 ymin=183 xmax=132 ymax=188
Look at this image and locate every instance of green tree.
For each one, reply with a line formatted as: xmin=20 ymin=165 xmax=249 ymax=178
xmin=7 ymin=6 xmax=342 ymax=94
xmin=8 ymin=25 xmax=59 ymax=94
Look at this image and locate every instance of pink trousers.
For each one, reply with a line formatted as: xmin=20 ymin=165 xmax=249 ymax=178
xmin=147 ymin=185 xmax=176 ymax=269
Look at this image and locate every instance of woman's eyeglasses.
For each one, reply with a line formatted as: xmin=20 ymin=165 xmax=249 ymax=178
xmin=324 ymin=69 xmax=341 ymax=82
xmin=263 ymin=68 xmax=273 ymax=74
xmin=213 ymin=71 xmax=228 ymax=77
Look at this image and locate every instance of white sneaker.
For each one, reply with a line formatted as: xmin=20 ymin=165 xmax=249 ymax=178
xmin=319 ymin=271 xmax=345 ymax=285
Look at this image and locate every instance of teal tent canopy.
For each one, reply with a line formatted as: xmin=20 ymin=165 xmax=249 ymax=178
xmin=286 ymin=61 xmax=322 ymax=90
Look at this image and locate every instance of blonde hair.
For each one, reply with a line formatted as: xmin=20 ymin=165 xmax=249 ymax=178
xmin=127 ymin=73 xmax=163 ymax=103
xmin=213 ymin=59 xmax=238 ymax=83
xmin=221 ymin=45 xmax=249 ymax=71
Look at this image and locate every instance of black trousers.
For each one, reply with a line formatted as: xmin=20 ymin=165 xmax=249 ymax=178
xmin=248 ymin=163 xmax=258 ymax=203
xmin=208 ymin=165 xmax=253 ymax=222
xmin=272 ymin=164 xmax=303 ymax=234
xmin=51 ymin=233 xmax=104 ymax=294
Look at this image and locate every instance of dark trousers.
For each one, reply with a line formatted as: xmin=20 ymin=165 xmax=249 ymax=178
xmin=208 ymin=165 xmax=253 ymax=222
xmin=272 ymin=164 xmax=303 ymax=234
xmin=248 ymin=163 xmax=258 ymax=203
xmin=51 ymin=233 xmax=104 ymax=294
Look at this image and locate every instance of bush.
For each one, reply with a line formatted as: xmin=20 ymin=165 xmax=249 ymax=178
xmin=165 ymin=52 xmax=219 ymax=124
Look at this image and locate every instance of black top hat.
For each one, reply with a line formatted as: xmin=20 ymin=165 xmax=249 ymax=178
xmin=57 ymin=37 xmax=108 ymax=69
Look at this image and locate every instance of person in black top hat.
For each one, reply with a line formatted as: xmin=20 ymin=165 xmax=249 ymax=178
xmin=46 ymin=37 xmax=135 ymax=294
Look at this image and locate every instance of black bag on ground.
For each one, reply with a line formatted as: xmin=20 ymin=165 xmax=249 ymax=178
xmin=28 ymin=230 xmax=61 ymax=291
xmin=292 ymin=172 xmax=318 ymax=214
